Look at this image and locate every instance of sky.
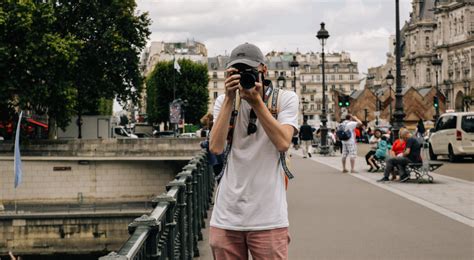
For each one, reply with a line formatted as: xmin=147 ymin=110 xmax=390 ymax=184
xmin=135 ymin=0 xmax=412 ymax=74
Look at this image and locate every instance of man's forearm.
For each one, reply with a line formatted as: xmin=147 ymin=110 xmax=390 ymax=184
xmin=209 ymin=97 xmax=234 ymax=154
xmin=252 ymin=99 xmax=293 ymax=152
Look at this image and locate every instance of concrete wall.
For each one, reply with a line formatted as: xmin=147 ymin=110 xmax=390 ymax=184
xmin=0 ymin=138 xmax=204 ymax=158
xmin=0 ymin=159 xmax=186 ymax=204
xmin=0 ymin=214 xmax=140 ymax=255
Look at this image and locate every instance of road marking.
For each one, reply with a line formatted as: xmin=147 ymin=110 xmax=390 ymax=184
xmin=297 ymin=152 xmax=474 ymax=228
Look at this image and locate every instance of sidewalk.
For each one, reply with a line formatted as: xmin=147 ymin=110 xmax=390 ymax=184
xmin=296 ymin=148 xmax=473 ymax=227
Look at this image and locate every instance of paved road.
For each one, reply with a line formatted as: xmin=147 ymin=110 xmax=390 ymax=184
xmin=357 ymin=143 xmax=473 ymax=182
xmin=199 ymin=155 xmax=473 ymax=260
xmin=287 ymin=156 xmax=473 ymax=260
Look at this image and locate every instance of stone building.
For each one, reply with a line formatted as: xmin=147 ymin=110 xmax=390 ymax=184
xmin=206 ymin=51 xmax=360 ymax=126
xmin=402 ymin=0 xmax=472 ymax=111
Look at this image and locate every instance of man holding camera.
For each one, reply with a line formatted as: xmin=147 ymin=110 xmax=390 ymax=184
xmin=209 ymin=43 xmax=298 ymax=259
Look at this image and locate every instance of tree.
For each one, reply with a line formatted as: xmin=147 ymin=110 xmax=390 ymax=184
xmin=146 ymin=59 xmax=209 ymax=127
xmin=0 ymin=1 xmax=81 ymax=135
xmin=53 ymin=0 xmax=150 ymax=133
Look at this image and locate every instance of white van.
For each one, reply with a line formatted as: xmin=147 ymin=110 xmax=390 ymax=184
xmin=428 ymin=112 xmax=474 ymax=162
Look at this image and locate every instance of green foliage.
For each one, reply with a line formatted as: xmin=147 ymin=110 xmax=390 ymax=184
xmin=0 ymin=0 xmax=150 ymax=137
xmin=53 ymin=0 xmax=151 ymax=115
xmin=98 ymin=98 xmax=113 ymax=116
xmin=146 ymin=59 xmax=209 ymax=125
xmin=0 ymin=1 xmax=81 ymax=129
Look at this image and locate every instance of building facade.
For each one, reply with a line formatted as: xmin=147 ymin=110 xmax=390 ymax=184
xmin=402 ymin=0 xmax=472 ymax=111
xmin=207 ymin=51 xmax=360 ymax=126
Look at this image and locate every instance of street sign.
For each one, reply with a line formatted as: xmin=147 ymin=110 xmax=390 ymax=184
xmin=169 ymin=102 xmax=182 ymax=124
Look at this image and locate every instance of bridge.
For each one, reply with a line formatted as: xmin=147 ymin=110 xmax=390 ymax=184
xmin=1 ymin=140 xmax=472 ymax=259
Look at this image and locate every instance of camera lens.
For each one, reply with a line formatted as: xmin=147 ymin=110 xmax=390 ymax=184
xmin=240 ymin=72 xmax=257 ymax=89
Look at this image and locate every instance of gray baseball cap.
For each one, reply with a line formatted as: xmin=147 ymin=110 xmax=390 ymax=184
xmin=226 ymin=43 xmax=265 ymax=69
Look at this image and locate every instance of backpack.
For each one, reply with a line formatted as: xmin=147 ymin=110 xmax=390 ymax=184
xmin=336 ymin=123 xmax=352 ymax=141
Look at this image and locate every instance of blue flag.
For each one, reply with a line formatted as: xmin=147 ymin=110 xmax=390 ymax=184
xmin=14 ymin=111 xmax=23 ymax=188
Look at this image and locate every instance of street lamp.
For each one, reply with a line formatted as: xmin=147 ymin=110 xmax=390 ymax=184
xmin=290 ymin=55 xmax=299 ymax=93
xmin=432 ymin=55 xmax=442 ymax=120
xmin=316 ymin=22 xmax=329 ymax=155
xmin=392 ymin=0 xmax=406 ymax=141
xmin=277 ymin=72 xmax=286 ymax=89
xmin=386 ymin=70 xmax=394 ymax=124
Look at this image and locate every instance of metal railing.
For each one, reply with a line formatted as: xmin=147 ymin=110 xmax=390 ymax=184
xmin=99 ymin=150 xmax=214 ymax=260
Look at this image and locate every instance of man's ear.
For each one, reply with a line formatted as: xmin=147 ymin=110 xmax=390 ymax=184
xmin=260 ymin=64 xmax=268 ymax=74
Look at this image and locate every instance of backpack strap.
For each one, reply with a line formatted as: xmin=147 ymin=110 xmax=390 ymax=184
xmin=269 ymin=88 xmax=294 ymax=180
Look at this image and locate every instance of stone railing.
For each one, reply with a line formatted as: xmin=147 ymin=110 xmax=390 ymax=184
xmin=0 ymin=138 xmax=203 ymax=158
xmin=99 ymin=150 xmax=214 ymax=260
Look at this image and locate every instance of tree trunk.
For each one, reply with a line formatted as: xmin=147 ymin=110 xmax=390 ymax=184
xmin=48 ymin=116 xmax=57 ymax=140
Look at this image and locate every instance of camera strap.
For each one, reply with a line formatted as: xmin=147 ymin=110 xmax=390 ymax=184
xmin=267 ymin=88 xmax=294 ymax=180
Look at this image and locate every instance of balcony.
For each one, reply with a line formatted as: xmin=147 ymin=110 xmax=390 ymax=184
xmin=301 ymin=89 xmax=317 ymax=94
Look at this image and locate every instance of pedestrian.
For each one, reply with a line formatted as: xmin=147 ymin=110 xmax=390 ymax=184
xmin=365 ymin=129 xmax=382 ymax=171
xmin=299 ymin=119 xmax=313 ymax=158
xmin=415 ymin=119 xmax=425 ymax=138
xmin=378 ymin=129 xmax=422 ymax=183
xmin=338 ymin=114 xmax=363 ymax=173
xmin=209 ymin=43 xmax=298 ymax=259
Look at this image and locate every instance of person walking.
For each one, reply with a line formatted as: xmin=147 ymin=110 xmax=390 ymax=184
xmin=209 ymin=43 xmax=298 ymax=259
xmin=339 ymin=114 xmax=362 ymax=173
xmin=299 ymin=119 xmax=313 ymax=158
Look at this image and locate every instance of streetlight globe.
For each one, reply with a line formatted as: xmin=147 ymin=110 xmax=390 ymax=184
xmin=386 ymin=70 xmax=394 ymax=86
xmin=316 ymin=22 xmax=330 ymax=46
xmin=277 ymin=74 xmax=286 ymax=88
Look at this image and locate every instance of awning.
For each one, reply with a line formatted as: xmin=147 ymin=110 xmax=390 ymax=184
xmin=27 ymin=118 xmax=48 ymax=128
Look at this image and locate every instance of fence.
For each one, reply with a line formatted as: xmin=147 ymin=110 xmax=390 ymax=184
xmin=99 ymin=150 xmax=214 ymax=260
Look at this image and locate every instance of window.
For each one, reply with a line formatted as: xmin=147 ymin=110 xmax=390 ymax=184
xmin=310 ymin=95 xmax=314 ymax=101
xmin=331 ymin=75 xmax=335 ymax=81
xmin=213 ymin=81 xmax=218 ymax=88
xmin=302 ymin=75 xmax=305 ymax=82
xmin=339 ymin=75 xmax=343 ymax=80
xmin=461 ymin=115 xmax=474 ymax=133
xmin=305 ymin=65 xmax=310 ymax=73
xmin=212 ymin=72 xmax=218 ymax=79
xmin=425 ymin=36 xmax=430 ymax=50
xmin=350 ymin=84 xmax=355 ymax=91
xmin=213 ymin=92 xmax=218 ymax=100
xmin=317 ymin=75 xmax=321 ymax=82
xmin=426 ymin=68 xmax=431 ymax=83
xmin=317 ymin=103 xmax=321 ymax=110
xmin=331 ymin=85 xmax=336 ymax=90
xmin=312 ymin=75 xmax=315 ymax=82
xmin=350 ymin=74 xmax=354 ymax=80
xmin=310 ymin=104 xmax=314 ymax=111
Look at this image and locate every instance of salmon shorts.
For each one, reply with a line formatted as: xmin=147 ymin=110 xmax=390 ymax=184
xmin=209 ymin=226 xmax=290 ymax=260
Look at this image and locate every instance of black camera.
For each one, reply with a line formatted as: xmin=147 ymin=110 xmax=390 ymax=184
xmin=231 ymin=64 xmax=260 ymax=89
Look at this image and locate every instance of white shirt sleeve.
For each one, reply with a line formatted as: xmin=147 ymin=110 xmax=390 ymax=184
xmin=213 ymin=94 xmax=225 ymax=124
xmin=277 ymin=90 xmax=299 ymax=131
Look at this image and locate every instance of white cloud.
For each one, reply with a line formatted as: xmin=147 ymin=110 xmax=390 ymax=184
xmin=136 ymin=0 xmax=412 ymax=73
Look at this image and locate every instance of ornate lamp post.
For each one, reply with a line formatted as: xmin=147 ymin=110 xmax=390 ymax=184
xmin=277 ymin=72 xmax=286 ymax=89
xmin=316 ymin=22 xmax=329 ymax=155
xmin=432 ymin=55 xmax=442 ymax=120
xmin=290 ymin=55 xmax=299 ymax=93
xmin=392 ymin=0 xmax=406 ymax=141
xmin=386 ymin=70 xmax=395 ymax=125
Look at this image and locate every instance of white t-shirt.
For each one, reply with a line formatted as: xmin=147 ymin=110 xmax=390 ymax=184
xmin=341 ymin=120 xmax=358 ymax=144
xmin=211 ymin=90 xmax=298 ymax=231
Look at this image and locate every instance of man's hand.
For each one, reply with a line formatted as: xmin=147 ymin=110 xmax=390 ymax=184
xmin=239 ymin=81 xmax=263 ymax=107
xmin=224 ymin=68 xmax=240 ymax=100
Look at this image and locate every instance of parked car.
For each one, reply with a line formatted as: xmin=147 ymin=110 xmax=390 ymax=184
xmin=428 ymin=112 xmax=474 ymax=162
